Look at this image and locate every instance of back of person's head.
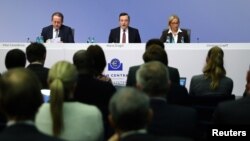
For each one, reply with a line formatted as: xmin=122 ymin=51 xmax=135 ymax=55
xmin=5 ymin=49 xmax=26 ymax=70
xmin=73 ymin=49 xmax=94 ymax=75
xmin=48 ymin=61 xmax=78 ymax=136
xmin=143 ymin=45 xmax=168 ymax=66
xmin=146 ymin=38 xmax=165 ymax=50
xmin=203 ymin=46 xmax=226 ymax=90
xmin=245 ymin=70 xmax=250 ymax=96
xmin=109 ymin=87 xmax=151 ymax=132
xmin=86 ymin=45 xmax=107 ymax=76
xmin=0 ymin=68 xmax=43 ymax=121
xmin=136 ymin=61 xmax=169 ymax=97
xmin=26 ymin=43 xmax=46 ymax=64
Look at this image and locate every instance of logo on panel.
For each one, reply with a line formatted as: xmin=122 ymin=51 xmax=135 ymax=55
xmin=108 ymin=58 xmax=123 ymax=71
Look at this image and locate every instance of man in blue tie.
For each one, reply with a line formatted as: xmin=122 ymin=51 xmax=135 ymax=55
xmin=108 ymin=12 xmax=141 ymax=43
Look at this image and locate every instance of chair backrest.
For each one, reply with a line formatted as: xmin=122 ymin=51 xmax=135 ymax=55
xmin=71 ymin=28 xmax=75 ymax=38
xmin=188 ymin=94 xmax=235 ymax=106
xmin=182 ymin=28 xmax=191 ymax=42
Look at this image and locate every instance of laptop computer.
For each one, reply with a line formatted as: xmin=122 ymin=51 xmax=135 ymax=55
xmin=41 ymin=89 xmax=50 ymax=103
xmin=179 ymin=77 xmax=187 ymax=87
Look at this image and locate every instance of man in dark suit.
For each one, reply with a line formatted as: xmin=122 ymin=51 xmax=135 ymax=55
xmin=136 ymin=61 xmax=197 ymax=139
xmin=108 ymin=12 xmax=141 ymax=43
xmin=160 ymin=15 xmax=190 ymax=43
xmin=73 ymin=49 xmax=116 ymax=140
xmin=126 ymin=39 xmax=180 ymax=87
xmin=26 ymin=43 xmax=49 ymax=89
xmin=41 ymin=12 xmax=74 ymax=43
xmin=0 ymin=68 xmax=62 ymax=141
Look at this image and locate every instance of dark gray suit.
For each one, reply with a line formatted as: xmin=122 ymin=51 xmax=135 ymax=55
xmin=126 ymin=65 xmax=180 ymax=87
xmin=41 ymin=25 xmax=74 ymax=43
xmin=148 ymin=99 xmax=197 ymax=138
xmin=0 ymin=123 xmax=62 ymax=141
xmin=108 ymin=27 xmax=141 ymax=43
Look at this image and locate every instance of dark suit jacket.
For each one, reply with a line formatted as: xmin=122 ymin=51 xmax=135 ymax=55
xmin=126 ymin=65 xmax=180 ymax=87
xmin=108 ymin=27 xmax=141 ymax=43
xmin=213 ymin=96 xmax=250 ymax=125
xmin=121 ymin=133 xmax=193 ymax=141
xmin=160 ymin=29 xmax=190 ymax=43
xmin=41 ymin=25 xmax=74 ymax=43
xmin=0 ymin=123 xmax=62 ymax=141
xmin=167 ymin=83 xmax=190 ymax=106
xmin=148 ymin=99 xmax=197 ymax=138
xmin=26 ymin=64 xmax=49 ymax=89
xmin=74 ymin=74 xmax=116 ymax=139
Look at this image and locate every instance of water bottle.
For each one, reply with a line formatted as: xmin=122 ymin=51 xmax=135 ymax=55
xmin=91 ymin=37 xmax=95 ymax=43
xmin=87 ymin=37 xmax=95 ymax=43
xmin=87 ymin=37 xmax=91 ymax=43
xmin=166 ymin=36 xmax=170 ymax=43
xmin=36 ymin=36 xmax=44 ymax=43
xmin=181 ymin=36 xmax=184 ymax=43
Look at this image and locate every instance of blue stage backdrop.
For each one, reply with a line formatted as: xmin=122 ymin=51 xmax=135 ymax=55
xmin=0 ymin=0 xmax=249 ymax=43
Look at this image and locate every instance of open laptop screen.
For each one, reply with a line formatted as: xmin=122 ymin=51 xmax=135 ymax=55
xmin=180 ymin=77 xmax=186 ymax=87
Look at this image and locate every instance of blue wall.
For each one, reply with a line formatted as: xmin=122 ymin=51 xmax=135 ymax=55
xmin=0 ymin=0 xmax=249 ymax=43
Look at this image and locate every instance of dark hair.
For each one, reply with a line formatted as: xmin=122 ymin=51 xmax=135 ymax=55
xmin=5 ymin=49 xmax=26 ymax=69
xmin=143 ymin=45 xmax=168 ymax=66
xmin=146 ymin=38 xmax=165 ymax=50
xmin=51 ymin=12 xmax=64 ymax=23
xmin=26 ymin=43 xmax=46 ymax=63
xmin=119 ymin=12 xmax=130 ymax=21
xmin=87 ymin=45 xmax=107 ymax=76
xmin=73 ymin=50 xmax=94 ymax=75
xmin=0 ymin=68 xmax=43 ymax=121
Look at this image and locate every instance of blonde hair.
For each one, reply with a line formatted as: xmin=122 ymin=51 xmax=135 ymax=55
xmin=203 ymin=46 xmax=226 ymax=90
xmin=47 ymin=61 xmax=78 ymax=136
xmin=168 ymin=15 xmax=180 ymax=26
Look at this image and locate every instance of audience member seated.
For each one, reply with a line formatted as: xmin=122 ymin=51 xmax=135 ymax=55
xmin=35 ymin=61 xmax=103 ymax=141
xmin=108 ymin=87 xmax=155 ymax=141
xmin=213 ymin=69 xmax=250 ymax=125
xmin=87 ymin=45 xmax=112 ymax=83
xmin=126 ymin=38 xmax=180 ymax=87
xmin=108 ymin=87 xmax=192 ymax=141
xmin=189 ymin=46 xmax=233 ymax=96
xmin=136 ymin=61 xmax=197 ymax=139
xmin=26 ymin=43 xmax=49 ymax=89
xmin=73 ymin=50 xmax=116 ymax=140
xmin=0 ymin=68 xmax=62 ymax=141
xmin=142 ymin=45 xmax=189 ymax=105
xmin=5 ymin=49 xmax=26 ymax=70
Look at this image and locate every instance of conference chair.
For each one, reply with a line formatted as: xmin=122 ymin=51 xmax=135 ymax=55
xmin=182 ymin=28 xmax=191 ymax=42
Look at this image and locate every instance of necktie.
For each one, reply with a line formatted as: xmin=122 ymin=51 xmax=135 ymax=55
xmin=122 ymin=30 xmax=126 ymax=43
xmin=55 ymin=29 xmax=59 ymax=38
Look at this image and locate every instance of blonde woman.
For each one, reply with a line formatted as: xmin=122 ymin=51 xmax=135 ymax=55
xmin=35 ymin=61 xmax=103 ymax=141
xmin=189 ymin=46 xmax=233 ymax=96
xmin=160 ymin=15 xmax=190 ymax=43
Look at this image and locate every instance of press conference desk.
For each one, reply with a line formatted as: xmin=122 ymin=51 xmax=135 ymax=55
xmin=0 ymin=43 xmax=249 ymax=96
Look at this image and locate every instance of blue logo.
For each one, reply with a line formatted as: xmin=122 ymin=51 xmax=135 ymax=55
xmin=108 ymin=58 xmax=123 ymax=71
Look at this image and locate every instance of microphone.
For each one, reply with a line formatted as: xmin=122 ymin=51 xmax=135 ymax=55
xmin=197 ymin=37 xmax=199 ymax=43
